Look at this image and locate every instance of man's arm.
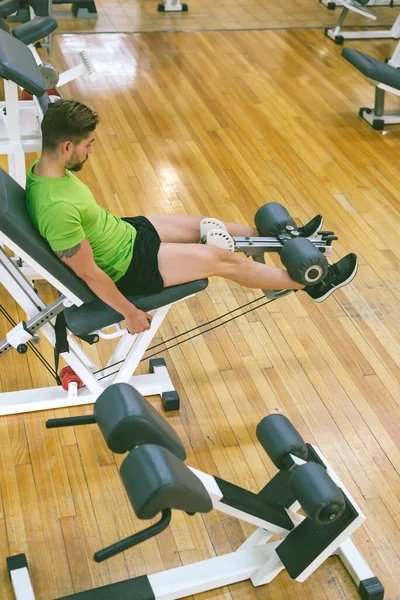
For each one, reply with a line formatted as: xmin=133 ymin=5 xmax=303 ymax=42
xmin=55 ymin=239 xmax=152 ymax=334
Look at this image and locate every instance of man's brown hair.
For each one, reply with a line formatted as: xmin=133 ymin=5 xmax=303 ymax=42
xmin=41 ymin=99 xmax=100 ymax=152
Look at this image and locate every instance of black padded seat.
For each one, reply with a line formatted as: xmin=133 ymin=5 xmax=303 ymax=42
xmin=12 ymin=16 xmax=58 ymax=45
xmin=0 ymin=29 xmax=46 ymax=96
xmin=342 ymin=48 xmax=400 ymax=91
xmin=0 ymin=0 xmax=19 ymax=18
xmin=64 ymin=279 xmax=208 ymax=336
xmin=121 ymin=444 xmax=213 ymax=520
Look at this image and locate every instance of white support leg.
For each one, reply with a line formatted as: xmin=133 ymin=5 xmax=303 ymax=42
xmin=160 ymin=0 xmax=187 ymax=11
xmin=335 ymin=538 xmax=375 ymax=586
xmin=149 ymin=547 xmax=270 ymax=600
xmin=114 ymin=305 xmax=169 ymax=383
xmin=9 ymin=568 xmax=35 ymax=600
xmin=7 ymin=556 xmax=36 ymax=600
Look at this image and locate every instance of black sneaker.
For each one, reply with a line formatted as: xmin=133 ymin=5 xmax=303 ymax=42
xmin=297 ymin=215 xmax=323 ymax=238
xmin=304 ymin=253 xmax=358 ymax=302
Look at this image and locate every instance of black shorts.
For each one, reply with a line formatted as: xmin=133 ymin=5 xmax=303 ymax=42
xmin=116 ymin=216 xmax=164 ymax=296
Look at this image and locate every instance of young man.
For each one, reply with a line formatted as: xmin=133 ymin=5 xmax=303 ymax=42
xmin=26 ymin=100 xmax=358 ymax=335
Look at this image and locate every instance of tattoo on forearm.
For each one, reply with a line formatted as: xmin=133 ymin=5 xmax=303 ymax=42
xmin=55 ymin=243 xmax=81 ymax=259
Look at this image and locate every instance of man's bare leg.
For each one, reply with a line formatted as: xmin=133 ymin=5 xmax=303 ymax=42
xmin=146 ymin=214 xmax=257 ymax=243
xmin=157 ymin=243 xmax=304 ymax=290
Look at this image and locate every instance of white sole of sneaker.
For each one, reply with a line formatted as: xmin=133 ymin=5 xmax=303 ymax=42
xmin=206 ymin=229 xmax=235 ymax=252
xmin=200 ymin=218 xmax=227 ymax=243
xmin=313 ymin=260 xmax=358 ymax=303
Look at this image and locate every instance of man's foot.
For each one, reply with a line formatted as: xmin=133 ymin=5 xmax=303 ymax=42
xmin=304 ymin=253 xmax=358 ymax=302
xmin=297 ymin=215 xmax=323 ymax=238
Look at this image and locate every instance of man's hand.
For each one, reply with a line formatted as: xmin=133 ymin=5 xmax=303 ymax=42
xmin=125 ymin=307 xmax=153 ymax=335
xmin=54 ymin=239 xmax=154 ymax=330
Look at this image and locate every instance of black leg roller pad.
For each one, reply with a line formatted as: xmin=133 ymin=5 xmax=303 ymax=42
xmin=57 ymin=575 xmax=155 ymax=600
xmin=359 ymin=577 xmax=385 ymax=600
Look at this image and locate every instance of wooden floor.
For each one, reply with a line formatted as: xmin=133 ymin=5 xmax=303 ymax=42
xmin=49 ymin=0 xmax=400 ymax=33
xmin=1 ymin=9 xmax=400 ymax=600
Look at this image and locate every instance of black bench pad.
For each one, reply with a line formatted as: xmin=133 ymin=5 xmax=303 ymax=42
xmin=0 ymin=29 xmax=46 ymax=95
xmin=342 ymin=48 xmax=400 ymax=91
xmin=121 ymin=444 xmax=213 ymax=520
xmin=64 ymin=278 xmax=209 ymax=336
xmin=0 ymin=0 xmax=19 ymax=18
xmin=12 ymin=16 xmax=57 ymax=45
xmin=94 ymin=383 xmax=187 ymax=459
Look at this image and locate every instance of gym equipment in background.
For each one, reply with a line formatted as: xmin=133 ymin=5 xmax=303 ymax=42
xmin=324 ymin=0 xmax=400 ymax=44
xmin=157 ymin=0 xmax=188 ymax=12
xmin=0 ymin=27 xmax=93 ymax=188
xmin=342 ymin=37 xmax=400 ymax=130
xmin=321 ymin=0 xmax=399 ymax=8
xmin=0 ymin=0 xmax=55 ymax=53
xmin=8 ymin=0 xmax=98 ymax=21
xmin=7 ymin=382 xmax=385 ymax=599
xmin=52 ymin=0 xmax=98 ymax=19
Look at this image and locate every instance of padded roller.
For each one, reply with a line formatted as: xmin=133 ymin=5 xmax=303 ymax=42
xmin=280 ymin=237 xmax=328 ymax=285
xmin=94 ymin=383 xmax=186 ymax=459
xmin=121 ymin=444 xmax=213 ymax=520
xmin=255 ymin=203 xmax=296 ymax=237
xmin=256 ymin=414 xmax=308 ymax=470
xmin=289 ymin=462 xmax=346 ymax=525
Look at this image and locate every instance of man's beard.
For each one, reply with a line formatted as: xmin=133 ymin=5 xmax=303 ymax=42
xmin=67 ymin=154 xmax=88 ymax=172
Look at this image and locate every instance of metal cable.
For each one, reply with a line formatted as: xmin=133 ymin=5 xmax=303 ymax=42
xmin=1 ymin=292 xmax=274 ymax=384
xmin=96 ymin=295 xmax=276 ymax=382
xmin=93 ymin=293 xmax=268 ymax=376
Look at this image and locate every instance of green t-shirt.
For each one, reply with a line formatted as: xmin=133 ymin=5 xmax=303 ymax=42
xmin=26 ymin=161 xmax=136 ymax=282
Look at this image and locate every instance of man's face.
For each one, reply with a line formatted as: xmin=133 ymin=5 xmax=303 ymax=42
xmin=65 ymin=132 xmax=95 ymax=172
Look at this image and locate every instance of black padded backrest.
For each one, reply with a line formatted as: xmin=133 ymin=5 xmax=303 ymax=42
xmin=28 ymin=0 xmax=50 ymax=16
xmin=94 ymin=383 xmax=187 ymax=459
xmin=0 ymin=0 xmax=20 ymax=18
xmin=0 ymin=29 xmax=46 ymax=96
xmin=121 ymin=445 xmax=213 ymax=520
xmin=12 ymin=16 xmax=58 ymax=46
xmin=0 ymin=168 xmax=95 ymax=305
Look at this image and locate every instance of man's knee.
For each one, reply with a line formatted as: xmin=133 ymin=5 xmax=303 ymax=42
xmin=203 ymin=246 xmax=241 ymax=276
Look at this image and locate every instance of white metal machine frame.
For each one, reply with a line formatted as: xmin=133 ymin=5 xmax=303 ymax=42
xmin=324 ymin=0 xmax=400 ymax=43
xmin=6 ymin=447 xmax=383 ymax=599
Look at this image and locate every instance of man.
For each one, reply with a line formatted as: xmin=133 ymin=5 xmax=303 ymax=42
xmin=26 ymin=100 xmax=358 ymax=335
